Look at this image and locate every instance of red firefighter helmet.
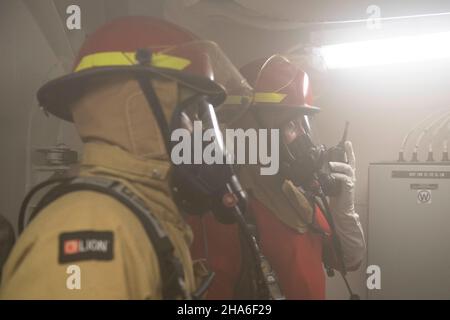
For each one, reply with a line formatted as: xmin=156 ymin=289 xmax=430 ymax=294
xmin=37 ymin=16 xmax=250 ymax=121
xmin=240 ymin=54 xmax=320 ymax=116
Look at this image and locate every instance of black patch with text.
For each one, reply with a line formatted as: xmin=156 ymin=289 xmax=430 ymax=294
xmin=59 ymin=231 xmax=114 ymax=264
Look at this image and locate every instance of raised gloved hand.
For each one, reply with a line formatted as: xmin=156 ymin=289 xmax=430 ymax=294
xmin=328 ymin=141 xmax=366 ymax=270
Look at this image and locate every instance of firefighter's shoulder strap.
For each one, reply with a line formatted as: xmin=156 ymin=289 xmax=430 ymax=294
xmin=21 ymin=176 xmax=189 ymax=300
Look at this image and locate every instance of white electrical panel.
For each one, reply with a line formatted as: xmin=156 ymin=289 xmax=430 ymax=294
xmin=368 ymin=163 xmax=450 ymax=299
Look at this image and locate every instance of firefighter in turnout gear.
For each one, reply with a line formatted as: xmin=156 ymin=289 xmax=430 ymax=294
xmin=188 ymin=55 xmax=365 ymax=299
xmin=0 ymin=16 xmax=252 ymax=299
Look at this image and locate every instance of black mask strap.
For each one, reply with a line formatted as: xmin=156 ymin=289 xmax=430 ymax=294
xmin=135 ymin=48 xmax=210 ymax=156
xmin=136 ymin=73 xmax=171 ymax=154
xmin=135 ymin=48 xmax=172 ymax=154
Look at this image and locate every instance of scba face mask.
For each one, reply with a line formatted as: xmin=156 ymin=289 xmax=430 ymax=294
xmin=168 ymin=95 xmax=247 ymax=223
xmin=279 ymin=115 xmax=342 ymax=196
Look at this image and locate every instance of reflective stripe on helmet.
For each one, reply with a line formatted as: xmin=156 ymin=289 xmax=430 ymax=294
xmin=223 ymin=95 xmax=245 ymax=105
xmin=74 ymin=51 xmax=191 ymax=72
xmin=224 ymin=92 xmax=287 ymax=105
xmin=254 ymin=92 xmax=287 ymax=103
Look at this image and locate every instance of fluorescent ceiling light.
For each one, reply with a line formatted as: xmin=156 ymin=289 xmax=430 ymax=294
xmin=321 ymin=30 xmax=450 ymax=69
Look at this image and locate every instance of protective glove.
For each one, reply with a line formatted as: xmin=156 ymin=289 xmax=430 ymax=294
xmin=328 ymin=141 xmax=366 ymax=270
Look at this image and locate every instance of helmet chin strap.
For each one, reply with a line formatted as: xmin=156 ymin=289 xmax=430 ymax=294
xmin=135 ymin=48 xmax=209 ymax=156
xmin=135 ymin=83 xmax=171 ymax=155
xmin=135 ymin=48 xmax=185 ymax=156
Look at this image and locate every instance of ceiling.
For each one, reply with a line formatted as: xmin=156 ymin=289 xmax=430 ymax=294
xmin=22 ymin=0 xmax=450 ymax=69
